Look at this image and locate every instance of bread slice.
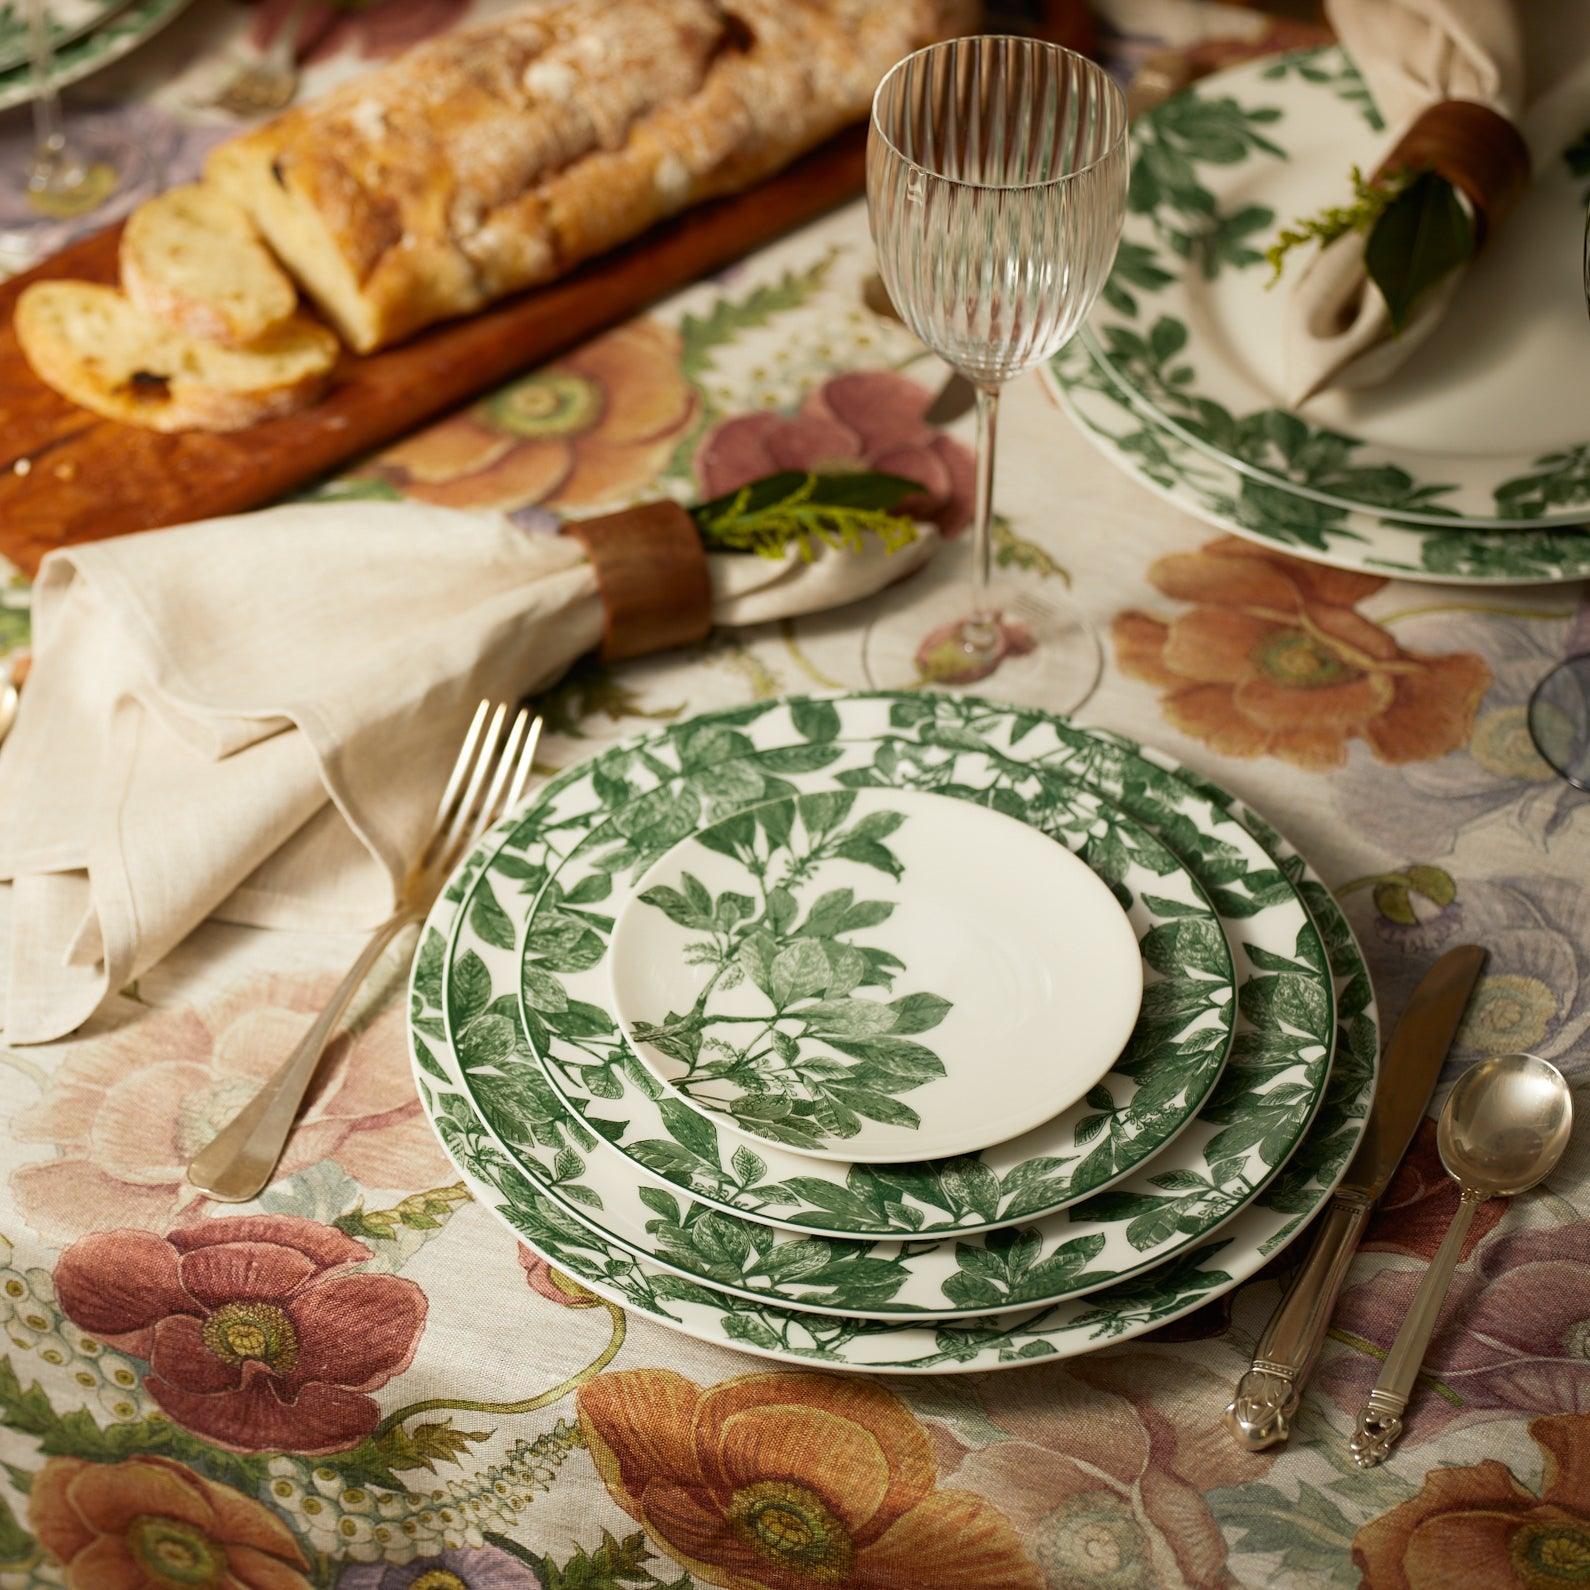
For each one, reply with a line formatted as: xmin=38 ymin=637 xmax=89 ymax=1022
xmin=16 ymin=281 xmax=339 ymax=432
xmin=120 ymin=182 xmax=300 ymax=347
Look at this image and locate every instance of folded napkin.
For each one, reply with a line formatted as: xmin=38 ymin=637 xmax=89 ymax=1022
xmin=0 ymin=501 xmax=937 ymax=1045
xmin=1283 ymin=0 xmax=1590 ymax=403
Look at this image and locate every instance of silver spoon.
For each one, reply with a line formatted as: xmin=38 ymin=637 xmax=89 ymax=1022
xmin=1349 ymin=1053 xmax=1573 ymax=1468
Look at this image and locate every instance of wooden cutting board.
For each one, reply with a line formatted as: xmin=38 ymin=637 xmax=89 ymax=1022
xmin=0 ymin=127 xmax=868 ymax=576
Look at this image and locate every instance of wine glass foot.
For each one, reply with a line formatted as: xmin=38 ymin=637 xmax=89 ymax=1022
xmin=861 ymin=576 xmax=1103 ymax=716
xmin=0 ymin=126 xmax=153 ymax=267
xmin=1528 ymin=656 xmax=1590 ymax=791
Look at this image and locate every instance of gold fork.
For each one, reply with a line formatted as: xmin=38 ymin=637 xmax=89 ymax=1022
xmin=188 ymin=701 xmax=543 ymax=1202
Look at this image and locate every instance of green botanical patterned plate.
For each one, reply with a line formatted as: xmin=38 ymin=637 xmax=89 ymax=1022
xmin=0 ymin=0 xmax=191 ymax=111
xmin=433 ymin=731 xmax=1253 ymax=1319
xmin=473 ymin=695 xmax=1322 ymax=1241
xmin=1051 ymin=337 xmax=1590 ymax=586
xmin=608 ymin=785 xmax=1153 ymax=1162
xmin=409 ymin=705 xmax=1379 ymax=1369
xmin=415 ymin=696 xmax=1337 ymax=1323
xmin=1080 ymin=46 xmax=1590 ymax=530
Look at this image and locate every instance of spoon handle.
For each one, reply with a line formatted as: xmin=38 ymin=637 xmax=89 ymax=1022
xmin=1349 ymin=1189 xmax=1486 ymax=1468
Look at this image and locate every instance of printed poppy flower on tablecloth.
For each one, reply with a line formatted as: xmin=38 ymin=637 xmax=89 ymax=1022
xmin=53 ymin=1216 xmax=426 ymax=1454
xmin=945 ymin=1352 xmax=1274 ymax=1590
xmin=1353 ymin=1413 xmax=1590 ymax=1588
xmin=10 ymin=971 xmax=451 ymax=1246
xmin=1319 ymin=1220 xmax=1590 ymax=1447
xmin=1113 ymin=537 xmax=1492 ymax=770
xmin=695 ymin=370 xmax=976 ymax=536
xmin=29 ymin=1453 xmax=311 ymax=1589
xmin=364 ymin=320 xmax=696 ymax=512
xmin=577 ymin=1368 xmax=1041 ymax=1590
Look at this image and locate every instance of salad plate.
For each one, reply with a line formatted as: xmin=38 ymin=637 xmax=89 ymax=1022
xmin=609 ymin=785 xmax=1147 ymax=1162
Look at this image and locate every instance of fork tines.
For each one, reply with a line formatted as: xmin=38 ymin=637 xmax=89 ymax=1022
xmin=426 ymin=700 xmax=542 ymax=872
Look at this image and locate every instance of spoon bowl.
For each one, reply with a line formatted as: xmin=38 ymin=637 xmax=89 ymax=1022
xmin=1438 ymin=1051 xmax=1574 ymax=1198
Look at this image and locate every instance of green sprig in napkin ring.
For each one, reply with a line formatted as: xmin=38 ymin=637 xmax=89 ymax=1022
xmin=1267 ymin=98 xmax=1530 ymax=328
xmin=562 ymin=470 xmax=922 ymax=661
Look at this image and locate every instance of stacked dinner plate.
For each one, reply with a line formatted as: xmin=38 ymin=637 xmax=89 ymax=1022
xmin=0 ymin=0 xmax=194 ymax=113
xmin=409 ymin=691 xmax=1380 ymax=1374
xmin=1045 ymin=45 xmax=1590 ymax=589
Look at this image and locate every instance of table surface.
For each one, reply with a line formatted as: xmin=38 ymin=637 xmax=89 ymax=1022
xmin=1 ymin=4 xmax=1586 ymax=1589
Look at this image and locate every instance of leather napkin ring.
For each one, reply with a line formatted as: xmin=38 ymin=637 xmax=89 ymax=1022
xmin=1376 ymin=100 xmax=1530 ymax=245
xmin=560 ymin=500 xmax=713 ymax=663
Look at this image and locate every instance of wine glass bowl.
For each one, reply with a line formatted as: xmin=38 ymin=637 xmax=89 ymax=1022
xmin=868 ymin=36 xmax=1128 ymax=385
xmin=862 ymin=36 xmax=1128 ymax=711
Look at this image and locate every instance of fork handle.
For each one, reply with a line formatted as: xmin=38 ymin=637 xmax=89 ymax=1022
xmin=187 ymin=906 xmax=422 ymax=1202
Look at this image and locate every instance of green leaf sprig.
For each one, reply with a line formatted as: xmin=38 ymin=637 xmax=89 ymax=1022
xmin=1266 ymin=163 xmax=1476 ymax=331
xmin=690 ymin=470 xmax=922 ymax=561
xmin=1264 ymin=164 xmax=1409 ymax=283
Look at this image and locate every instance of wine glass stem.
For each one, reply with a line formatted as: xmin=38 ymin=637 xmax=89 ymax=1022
xmin=26 ymin=0 xmax=72 ymax=190
xmin=964 ymin=380 xmax=1001 ymax=660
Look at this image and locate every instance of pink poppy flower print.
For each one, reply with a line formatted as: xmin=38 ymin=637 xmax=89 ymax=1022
xmin=54 ymin=1216 xmax=426 ymax=1454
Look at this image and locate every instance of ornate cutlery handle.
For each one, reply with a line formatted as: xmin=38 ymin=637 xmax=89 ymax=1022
xmin=1349 ymin=1189 xmax=1485 ymax=1468
xmin=1224 ymin=1192 xmax=1373 ymax=1450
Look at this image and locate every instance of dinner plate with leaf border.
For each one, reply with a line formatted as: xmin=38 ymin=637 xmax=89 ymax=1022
xmin=1048 ymin=337 xmax=1590 ymax=587
xmin=443 ymin=693 xmax=1328 ymax=1243
xmin=1084 ymin=45 xmax=1590 ymax=531
xmin=433 ymin=734 xmax=1254 ymax=1318
xmin=408 ymin=706 xmax=1378 ymax=1370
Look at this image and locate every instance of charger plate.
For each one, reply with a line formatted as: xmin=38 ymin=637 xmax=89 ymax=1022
xmin=410 ymin=699 xmax=1378 ymax=1368
xmin=1081 ymin=46 xmax=1590 ymax=531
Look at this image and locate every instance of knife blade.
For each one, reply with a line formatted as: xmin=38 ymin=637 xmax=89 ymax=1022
xmin=1222 ymin=943 xmax=1487 ymax=1450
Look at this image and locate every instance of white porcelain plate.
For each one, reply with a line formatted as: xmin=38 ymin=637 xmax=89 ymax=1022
xmin=608 ymin=787 xmax=1144 ymax=1162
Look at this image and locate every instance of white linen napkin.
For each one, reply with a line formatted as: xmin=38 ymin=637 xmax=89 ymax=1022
xmin=0 ymin=500 xmax=937 ymax=1044
xmin=1283 ymin=0 xmax=1590 ymax=403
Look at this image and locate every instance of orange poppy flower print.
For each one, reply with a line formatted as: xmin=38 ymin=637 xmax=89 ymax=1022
xmin=1114 ymin=537 xmax=1492 ymax=770
xmin=577 ymin=1368 xmax=1042 ymax=1590
xmin=366 ymin=319 xmax=696 ymax=513
xmin=30 ymin=1454 xmax=311 ymax=1589
xmin=1354 ymin=1413 xmax=1590 ymax=1589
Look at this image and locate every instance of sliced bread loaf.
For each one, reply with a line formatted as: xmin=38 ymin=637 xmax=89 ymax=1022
xmin=120 ymin=182 xmax=300 ymax=347
xmin=17 ymin=281 xmax=339 ymax=433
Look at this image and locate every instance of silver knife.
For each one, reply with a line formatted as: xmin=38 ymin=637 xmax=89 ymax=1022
xmin=1222 ymin=943 xmax=1488 ymax=1451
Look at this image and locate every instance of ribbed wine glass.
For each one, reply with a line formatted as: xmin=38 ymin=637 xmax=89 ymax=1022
xmin=863 ymin=35 xmax=1127 ymax=710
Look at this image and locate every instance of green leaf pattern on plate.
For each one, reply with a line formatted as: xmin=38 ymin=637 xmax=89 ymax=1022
xmin=627 ymin=792 xmax=954 ymax=1151
xmin=416 ymin=698 xmax=1340 ymax=1321
xmin=1083 ymin=44 xmax=1590 ymax=532
xmin=408 ymin=695 xmax=1379 ymax=1372
xmin=1052 ymin=338 xmax=1590 ymax=583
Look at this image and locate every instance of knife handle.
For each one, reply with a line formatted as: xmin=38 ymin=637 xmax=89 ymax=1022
xmin=1223 ymin=1190 xmax=1373 ymax=1450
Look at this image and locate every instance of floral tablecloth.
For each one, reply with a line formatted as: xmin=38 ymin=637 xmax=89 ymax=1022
xmin=2 ymin=4 xmax=1587 ymax=1587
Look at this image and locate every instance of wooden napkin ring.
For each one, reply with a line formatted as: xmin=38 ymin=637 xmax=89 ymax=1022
xmin=560 ymin=500 xmax=713 ymax=663
xmin=1376 ymin=100 xmax=1530 ymax=244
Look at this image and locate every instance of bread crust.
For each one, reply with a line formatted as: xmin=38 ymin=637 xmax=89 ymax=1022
xmin=207 ymin=0 xmax=976 ymax=352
